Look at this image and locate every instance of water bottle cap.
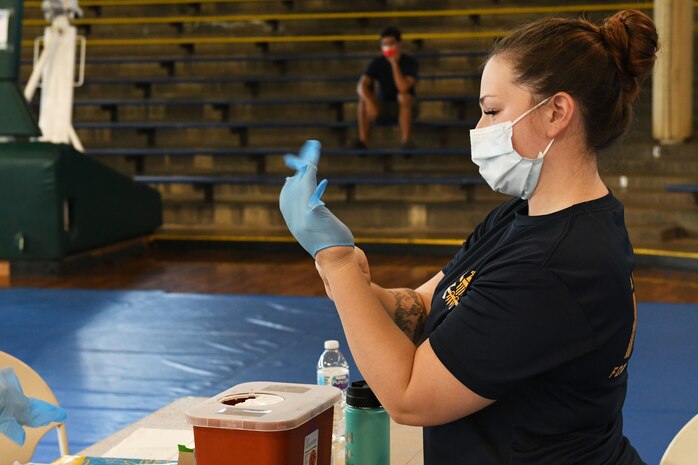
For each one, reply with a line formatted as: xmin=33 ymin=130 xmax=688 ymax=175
xmin=324 ymin=340 xmax=339 ymax=350
xmin=346 ymin=380 xmax=382 ymax=408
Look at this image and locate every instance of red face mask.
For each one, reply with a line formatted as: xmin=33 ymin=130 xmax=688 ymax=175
xmin=381 ymin=46 xmax=398 ymax=58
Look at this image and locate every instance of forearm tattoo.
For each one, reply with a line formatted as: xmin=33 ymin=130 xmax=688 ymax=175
xmin=390 ymin=289 xmax=427 ymax=345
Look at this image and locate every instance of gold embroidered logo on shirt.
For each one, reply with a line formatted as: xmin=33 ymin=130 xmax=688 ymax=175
xmin=442 ymin=270 xmax=476 ymax=310
xmin=609 ymin=275 xmax=638 ymax=379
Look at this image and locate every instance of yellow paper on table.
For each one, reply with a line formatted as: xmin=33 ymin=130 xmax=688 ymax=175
xmin=52 ymin=456 xmax=177 ymax=464
xmin=52 ymin=457 xmax=85 ymax=465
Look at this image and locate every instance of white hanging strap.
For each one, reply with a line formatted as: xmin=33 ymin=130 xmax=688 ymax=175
xmin=512 ymin=96 xmax=552 ymax=126
xmin=24 ymin=37 xmax=59 ymax=102
xmin=68 ymin=126 xmax=84 ymax=152
xmin=539 ymin=138 xmax=555 ymax=159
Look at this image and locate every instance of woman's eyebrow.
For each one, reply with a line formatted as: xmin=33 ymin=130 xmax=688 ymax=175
xmin=479 ymin=94 xmax=498 ymax=108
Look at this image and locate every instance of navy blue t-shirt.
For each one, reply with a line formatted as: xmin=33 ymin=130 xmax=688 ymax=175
xmin=364 ymin=54 xmax=419 ymax=101
xmin=424 ymin=193 xmax=646 ymax=465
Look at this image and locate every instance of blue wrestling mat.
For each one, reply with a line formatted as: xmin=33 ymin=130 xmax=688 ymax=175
xmin=0 ymin=288 xmax=696 ymax=465
xmin=0 ymin=289 xmax=358 ymax=462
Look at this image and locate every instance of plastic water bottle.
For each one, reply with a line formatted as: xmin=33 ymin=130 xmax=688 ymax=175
xmin=317 ymin=339 xmax=350 ymax=445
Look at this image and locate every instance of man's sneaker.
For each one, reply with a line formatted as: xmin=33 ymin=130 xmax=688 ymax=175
xmin=351 ymin=139 xmax=368 ymax=150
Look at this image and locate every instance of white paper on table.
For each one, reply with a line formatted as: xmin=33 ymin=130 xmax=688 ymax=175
xmin=102 ymin=427 xmax=195 ymax=460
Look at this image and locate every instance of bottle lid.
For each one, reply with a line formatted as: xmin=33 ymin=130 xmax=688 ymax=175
xmin=346 ymin=380 xmax=382 ymax=408
xmin=324 ymin=340 xmax=339 ymax=350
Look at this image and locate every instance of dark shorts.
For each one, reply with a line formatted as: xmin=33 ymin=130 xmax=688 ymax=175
xmin=376 ymin=98 xmax=418 ymax=124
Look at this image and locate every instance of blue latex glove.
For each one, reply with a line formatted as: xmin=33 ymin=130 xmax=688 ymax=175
xmin=0 ymin=367 xmax=67 ymax=445
xmin=279 ymin=140 xmax=354 ymax=257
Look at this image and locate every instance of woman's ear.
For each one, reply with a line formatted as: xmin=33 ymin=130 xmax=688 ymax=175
xmin=546 ymin=92 xmax=575 ymax=138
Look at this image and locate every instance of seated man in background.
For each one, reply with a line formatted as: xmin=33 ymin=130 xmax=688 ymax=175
xmin=355 ymin=27 xmax=419 ymax=149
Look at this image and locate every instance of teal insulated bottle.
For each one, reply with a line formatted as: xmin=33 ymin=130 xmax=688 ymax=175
xmin=344 ymin=380 xmax=390 ymax=465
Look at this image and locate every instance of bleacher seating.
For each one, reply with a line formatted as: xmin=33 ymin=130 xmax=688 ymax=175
xmin=22 ymin=4 xmax=642 ymax=28
xmin=86 ymin=146 xmax=471 ymax=174
xmin=73 ymin=118 xmax=477 ymax=139
xmin=21 ymin=51 xmax=487 ymax=77
xmin=63 ymin=74 xmax=480 ymax=100
xmin=67 ymin=95 xmax=477 ymax=113
xmin=135 ymin=174 xmax=485 ymax=202
xmin=18 ymin=1 xmax=698 ymax=246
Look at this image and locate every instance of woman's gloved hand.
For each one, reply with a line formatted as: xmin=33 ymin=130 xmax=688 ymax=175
xmin=0 ymin=367 xmax=67 ymax=445
xmin=279 ymin=140 xmax=354 ymax=258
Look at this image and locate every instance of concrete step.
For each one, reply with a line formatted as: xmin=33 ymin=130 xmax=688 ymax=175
xmin=616 ymin=161 xmax=698 ymax=176
xmin=20 ymin=57 xmax=482 ymax=80
xmin=150 ymin=177 xmax=696 ymax=212
xmin=56 ymin=18 xmax=483 ymax=41
xmin=151 ymin=175 xmax=494 ymax=204
xmin=23 ymin=37 xmax=498 ymax=57
xmin=625 ymin=208 xmax=698 ymax=243
xmin=75 ymin=125 xmax=473 ymax=147
xmin=157 ymin=196 xmax=691 ymax=249
xmin=652 ymin=237 xmax=698 ymax=251
xmin=162 ymin=55 xmax=481 ymax=77
xmin=614 ymin=190 xmax=698 ymax=209
xmin=603 ymin=174 xmax=697 ymax=191
xmin=63 ymin=79 xmax=480 ymax=99
xmin=156 ymin=224 xmax=698 ymax=252
xmin=29 ymin=16 xmax=501 ymax=41
xmin=75 ymin=126 xmax=348 ymax=147
xmin=627 ymin=225 xmax=679 ymax=245
xmin=600 ymin=155 xmax=698 ymax=176
xmin=21 ymin=38 xmax=488 ymax=59
xmin=159 ymin=197 xmax=497 ymax=232
xmin=70 ymin=99 xmax=471 ymax=122
xmin=624 ymin=206 xmax=698 ymax=229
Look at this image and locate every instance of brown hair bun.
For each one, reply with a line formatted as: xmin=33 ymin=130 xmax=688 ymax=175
xmin=600 ymin=10 xmax=658 ymax=103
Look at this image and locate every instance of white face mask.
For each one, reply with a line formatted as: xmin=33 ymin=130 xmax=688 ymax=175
xmin=470 ymin=97 xmax=554 ymax=200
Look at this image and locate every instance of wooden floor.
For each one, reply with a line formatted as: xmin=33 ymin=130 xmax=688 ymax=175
xmin=2 ymin=244 xmax=698 ymax=303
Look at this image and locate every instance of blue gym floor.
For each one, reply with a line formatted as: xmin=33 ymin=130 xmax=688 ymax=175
xmin=0 ymin=288 xmax=696 ymax=465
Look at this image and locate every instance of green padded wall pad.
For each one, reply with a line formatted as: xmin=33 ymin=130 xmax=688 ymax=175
xmin=0 ymin=142 xmax=162 ymax=260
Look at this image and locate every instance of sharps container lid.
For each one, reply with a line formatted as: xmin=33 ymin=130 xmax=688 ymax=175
xmin=346 ymin=380 xmax=382 ymax=408
xmin=185 ymin=381 xmax=341 ymax=432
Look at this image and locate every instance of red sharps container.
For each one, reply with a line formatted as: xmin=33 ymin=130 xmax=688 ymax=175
xmin=186 ymin=381 xmax=341 ymax=465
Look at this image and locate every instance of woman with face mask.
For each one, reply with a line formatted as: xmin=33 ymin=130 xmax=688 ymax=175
xmin=280 ymin=9 xmax=657 ymax=465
